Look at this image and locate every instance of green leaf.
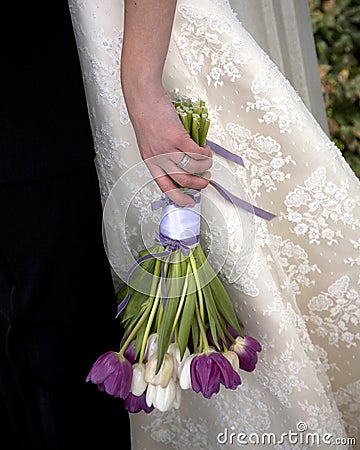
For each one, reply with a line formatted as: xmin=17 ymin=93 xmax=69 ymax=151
xmin=120 ymin=289 xmax=151 ymax=328
xmin=201 ymin=283 xmax=227 ymax=350
xmin=134 ymin=319 xmax=148 ymax=360
xmin=156 ymin=297 xmax=179 ymax=372
xmin=195 ymin=245 xmax=243 ymax=334
xmin=191 ymin=313 xmax=200 ymax=353
xmin=177 ymin=290 xmax=196 ymax=359
xmin=155 ymin=252 xmax=184 ymax=372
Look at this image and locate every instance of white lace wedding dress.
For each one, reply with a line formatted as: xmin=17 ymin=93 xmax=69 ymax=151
xmin=70 ymin=1 xmax=360 ymax=448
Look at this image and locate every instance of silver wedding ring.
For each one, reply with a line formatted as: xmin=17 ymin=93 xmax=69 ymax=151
xmin=177 ymin=154 xmax=191 ymax=169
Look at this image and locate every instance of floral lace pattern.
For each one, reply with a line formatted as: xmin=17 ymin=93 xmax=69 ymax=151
xmin=307 ymin=276 xmax=360 ymax=348
xmin=70 ymin=0 xmax=360 ymax=448
xmin=283 ymin=167 xmax=360 ymax=245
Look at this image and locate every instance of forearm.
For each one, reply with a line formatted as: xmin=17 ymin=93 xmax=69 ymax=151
xmin=120 ymin=0 xmax=212 ymax=206
xmin=121 ymin=0 xmax=177 ymax=103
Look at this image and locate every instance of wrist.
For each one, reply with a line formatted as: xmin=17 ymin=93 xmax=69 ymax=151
xmin=121 ymin=73 xmax=166 ymax=120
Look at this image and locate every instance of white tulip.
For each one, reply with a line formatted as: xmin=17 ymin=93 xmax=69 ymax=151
xmin=144 ymin=353 xmax=174 ymax=388
xmin=130 ymin=363 xmax=147 ymax=396
xmin=178 ymin=354 xmax=196 ymax=390
xmin=144 ymin=333 xmax=158 ymax=360
xmin=172 ymin=381 xmax=182 ymax=409
xmin=146 ymin=378 xmax=177 ymax=412
xmin=145 ymin=383 xmax=157 ymax=408
xmin=168 ymin=343 xmax=190 ymax=378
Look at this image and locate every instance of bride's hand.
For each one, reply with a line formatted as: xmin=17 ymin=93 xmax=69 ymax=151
xmin=124 ymin=87 xmax=212 ymax=207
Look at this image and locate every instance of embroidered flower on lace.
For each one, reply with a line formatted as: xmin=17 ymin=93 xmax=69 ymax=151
xmin=140 ymin=407 xmax=210 ymax=449
xmin=306 ymin=275 xmax=360 ymax=348
xmin=175 ymin=5 xmax=251 ymax=86
xmin=246 ymin=62 xmax=306 ymax=134
xmin=298 ymin=399 xmax=347 ymax=438
xmin=262 ymin=283 xmax=305 ymax=335
xmin=92 ymin=122 xmax=130 ymax=199
xmin=269 ymin=235 xmax=319 ymax=296
xmin=79 ymin=29 xmax=125 ymax=113
xmin=283 ymin=167 xmax=360 ymax=245
xmin=212 ymin=382 xmax=272 ymax=435
xmin=334 ymin=380 xmax=360 ymax=438
xmin=345 ymin=239 xmax=360 ymax=284
xmin=225 ymin=122 xmax=294 ymax=196
xmin=255 ymin=338 xmax=309 ymax=409
xmin=227 ymin=250 xmax=265 ymax=297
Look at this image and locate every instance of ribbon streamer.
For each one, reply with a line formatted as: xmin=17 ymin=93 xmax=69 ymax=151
xmin=206 ymin=139 xmax=276 ymax=220
xmin=209 ymin=179 xmax=276 ymax=221
xmin=206 ymin=139 xmax=245 ymax=167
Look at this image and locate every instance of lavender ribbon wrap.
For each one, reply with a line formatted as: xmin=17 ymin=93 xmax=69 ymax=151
xmin=155 ymin=189 xmax=201 ymax=245
xmin=116 ymin=140 xmax=276 ymax=317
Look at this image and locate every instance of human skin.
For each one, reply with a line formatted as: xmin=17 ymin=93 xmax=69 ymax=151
xmin=121 ymin=0 xmax=212 ymax=206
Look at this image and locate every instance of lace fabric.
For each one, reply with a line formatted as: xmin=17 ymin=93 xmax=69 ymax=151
xmin=70 ymin=0 xmax=360 ymax=448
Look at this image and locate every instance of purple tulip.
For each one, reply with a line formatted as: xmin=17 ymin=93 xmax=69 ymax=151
xmin=231 ymin=335 xmax=262 ymax=372
xmin=206 ymin=328 xmax=231 ymax=351
xmin=86 ymin=351 xmax=132 ymax=399
xmin=124 ymin=340 xmax=137 ymax=364
xmin=190 ymin=352 xmax=241 ymax=399
xmin=124 ymin=391 xmax=154 ymax=414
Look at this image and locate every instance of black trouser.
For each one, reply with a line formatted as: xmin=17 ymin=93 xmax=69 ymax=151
xmin=0 ymin=165 xmax=130 ymax=449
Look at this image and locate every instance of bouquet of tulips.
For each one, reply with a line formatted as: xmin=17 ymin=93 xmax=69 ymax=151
xmin=86 ymin=98 xmax=262 ymax=413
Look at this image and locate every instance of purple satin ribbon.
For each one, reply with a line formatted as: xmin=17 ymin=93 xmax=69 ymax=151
xmin=206 ymin=140 xmax=276 ymax=221
xmin=206 ymin=139 xmax=245 ymax=167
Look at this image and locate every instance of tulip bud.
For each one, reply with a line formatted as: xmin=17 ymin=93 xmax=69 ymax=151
xmin=223 ymin=350 xmax=240 ymax=372
xmin=145 ymin=353 xmax=174 ymax=388
xmin=168 ymin=343 xmax=190 ymax=378
xmin=178 ymin=354 xmax=196 ymax=390
xmin=146 ymin=379 xmax=177 ymax=412
xmin=131 ymin=363 xmax=148 ymax=396
xmin=144 ymin=333 xmax=158 ymax=360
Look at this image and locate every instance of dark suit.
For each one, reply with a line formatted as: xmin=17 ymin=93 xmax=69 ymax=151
xmin=0 ymin=3 xmax=130 ymax=449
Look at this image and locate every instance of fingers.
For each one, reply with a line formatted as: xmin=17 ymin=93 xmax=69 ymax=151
xmin=176 ymin=134 xmax=212 ymax=161
xmin=146 ymin=159 xmax=211 ymax=207
xmin=147 ymin=153 xmax=212 ymax=184
xmin=173 ymin=151 xmax=212 ymax=174
xmin=144 ymin=151 xmax=212 ymax=177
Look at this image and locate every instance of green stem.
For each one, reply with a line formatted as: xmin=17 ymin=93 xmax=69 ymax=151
xmin=194 ymin=294 xmax=209 ymax=354
xmin=191 ymin=114 xmax=200 ymax=145
xmin=189 ymin=251 xmax=209 ymax=353
xmin=138 ymin=256 xmax=171 ymax=363
xmin=119 ymin=303 xmax=152 ymax=356
xmin=189 ymin=252 xmax=204 ymax=320
xmin=155 ymin=257 xmax=172 ymax=330
xmin=169 ymin=261 xmax=190 ymax=337
xmin=139 ymin=276 xmax=163 ymax=363
xmin=200 ymin=118 xmax=210 ymax=147
xmin=118 ymin=256 xmax=161 ymax=361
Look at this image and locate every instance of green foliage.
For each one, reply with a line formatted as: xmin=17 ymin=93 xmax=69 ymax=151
xmin=309 ymin=0 xmax=360 ymax=177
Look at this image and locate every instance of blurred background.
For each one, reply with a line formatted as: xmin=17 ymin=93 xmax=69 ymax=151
xmin=309 ymin=0 xmax=360 ymax=179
